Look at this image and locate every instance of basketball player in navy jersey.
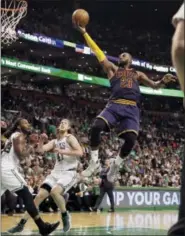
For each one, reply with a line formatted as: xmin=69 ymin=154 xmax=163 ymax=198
xmin=168 ymin=2 xmax=184 ymax=235
xmin=74 ymin=24 xmax=176 ymax=181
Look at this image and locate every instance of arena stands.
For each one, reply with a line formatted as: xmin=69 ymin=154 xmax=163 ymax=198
xmin=2 ymin=82 xmax=184 ymax=188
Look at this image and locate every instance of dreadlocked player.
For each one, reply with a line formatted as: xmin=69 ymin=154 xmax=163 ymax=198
xmin=1 ymin=118 xmax=59 ymax=235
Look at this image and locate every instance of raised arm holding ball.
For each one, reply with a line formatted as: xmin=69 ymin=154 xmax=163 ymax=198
xmin=73 ymin=9 xmax=176 ymax=183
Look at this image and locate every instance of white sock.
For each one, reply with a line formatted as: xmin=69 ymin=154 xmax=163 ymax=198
xmin=90 ymin=149 xmax=99 ymax=162
xmin=115 ymin=155 xmax=123 ymax=166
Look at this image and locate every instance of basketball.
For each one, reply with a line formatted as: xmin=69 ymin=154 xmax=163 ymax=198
xmin=72 ymin=9 xmax=89 ymax=27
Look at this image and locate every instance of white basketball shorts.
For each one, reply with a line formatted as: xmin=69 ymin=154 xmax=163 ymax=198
xmin=43 ymin=170 xmax=78 ymax=193
xmin=172 ymin=2 xmax=184 ymax=27
xmin=1 ymin=168 xmax=27 ymax=196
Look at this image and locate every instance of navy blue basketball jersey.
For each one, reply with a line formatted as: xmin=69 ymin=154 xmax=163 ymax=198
xmin=109 ymin=68 xmax=140 ymax=103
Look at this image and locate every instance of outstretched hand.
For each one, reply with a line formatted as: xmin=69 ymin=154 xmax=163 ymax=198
xmin=162 ymin=73 xmax=177 ymax=84
xmin=73 ymin=22 xmax=86 ymax=34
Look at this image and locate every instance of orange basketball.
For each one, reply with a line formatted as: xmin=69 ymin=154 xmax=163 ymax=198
xmin=72 ymin=9 xmax=89 ymax=27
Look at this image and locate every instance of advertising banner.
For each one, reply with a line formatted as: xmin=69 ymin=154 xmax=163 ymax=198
xmin=1 ymin=57 xmax=184 ymax=98
xmin=17 ymin=29 xmax=176 ymax=73
xmin=17 ymin=30 xmax=64 ymax=48
xmin=100 ymin=188 xmax=180 ymax=209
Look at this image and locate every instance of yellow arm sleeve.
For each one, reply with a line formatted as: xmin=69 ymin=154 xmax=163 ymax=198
xmin=83 ymin=33 xmax=106 ymax=62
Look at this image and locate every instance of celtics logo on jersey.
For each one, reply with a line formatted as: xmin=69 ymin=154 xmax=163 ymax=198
xmin=56 ymin=141 xmax=65 ymax=162
xmin=59 ymin=141 xmax=66 ymax=149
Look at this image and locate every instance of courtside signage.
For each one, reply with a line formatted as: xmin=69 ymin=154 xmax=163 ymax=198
xmin=101 ymin=189 xmax=180 ymax=208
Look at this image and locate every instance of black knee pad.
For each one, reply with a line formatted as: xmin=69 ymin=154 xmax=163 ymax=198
xmin=40 ymin=183 xmax=52 ymax=193
xmin=119 ymin=132 xmax=137 ymax=158
xmin=16 ymin=186 xmax=38 ymax=218
xmin=90 ymin=118 xmax=109 ymax=147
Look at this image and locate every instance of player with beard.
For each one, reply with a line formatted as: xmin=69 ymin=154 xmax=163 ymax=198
xmin=8 ymin=119 xmax=83 ymax=234
xmin=168 ymin=2 xmax=185 ymax=235
xmin=1 ymin=118 xmax=60 ymax=235
xmin=74 ymin=24 xmax=176 ymax=181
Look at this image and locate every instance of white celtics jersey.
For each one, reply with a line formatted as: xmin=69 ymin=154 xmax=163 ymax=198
xmin=53 ymin=135 xmax=78 ymax=171
xmin=1 ymin=132 xmax=21 ymax=169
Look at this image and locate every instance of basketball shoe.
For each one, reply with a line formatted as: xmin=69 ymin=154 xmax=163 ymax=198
xmin=82 ymin=159 xmax=101 ymax=177
xmin=8 ymin=220 xmax=26 ymax=234
xmin=62 ymin=212 xmax=71 ymax=233
xmin=8 ymin=220 xmax=60 ymax=235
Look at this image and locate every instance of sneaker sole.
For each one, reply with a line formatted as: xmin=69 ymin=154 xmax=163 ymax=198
xmin=7 ymin=228 xmax=24 ymax=234
xmin=82 ymin=166 xmax=101 ymax=178
xmin=7 ymin=231 xmax=24 ymax=235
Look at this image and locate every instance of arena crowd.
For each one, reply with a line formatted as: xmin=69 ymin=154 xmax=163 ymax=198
xmin=1 ymin=81 xmax=183 ymax=214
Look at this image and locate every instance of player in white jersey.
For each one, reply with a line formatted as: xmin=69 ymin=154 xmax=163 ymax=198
xmin=168 ymin=2 xmax=185 ymax=236
xmin=8 ymin=119 xmax=83 ymax=234
xmin=1 ymin=118 xmax=60 ymax=235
